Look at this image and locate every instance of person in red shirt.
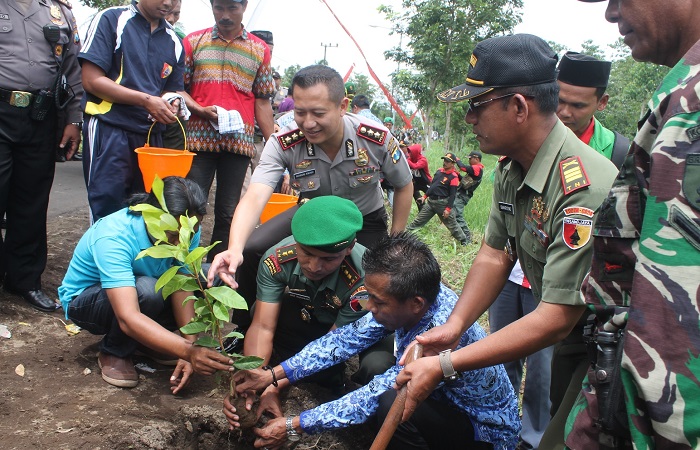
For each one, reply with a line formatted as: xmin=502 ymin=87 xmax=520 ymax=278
xmin=406 ymin=153 xmax=468 ymax=245
xmin=406 ymin=143 xmax=432 ymax=210
xmin=453 ymin=151 xmax=485 ymax=243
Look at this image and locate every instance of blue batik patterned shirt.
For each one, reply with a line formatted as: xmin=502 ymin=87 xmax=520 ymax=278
xmin=280 ymin=284 xmax=521 ymax=450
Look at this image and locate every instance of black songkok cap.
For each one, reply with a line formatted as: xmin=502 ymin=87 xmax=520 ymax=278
xmin=557 ymin=52 xmax=611 ymax=88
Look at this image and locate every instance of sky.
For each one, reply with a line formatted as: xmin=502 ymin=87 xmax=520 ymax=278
xmin=71 ymin=0 xmax=621 ymax=84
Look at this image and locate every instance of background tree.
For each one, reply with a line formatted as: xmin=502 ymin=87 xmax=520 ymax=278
xmin=282 ymin=64 xmax=302 ymax=88
xmin=80 ymin=0 xmax=126 ymax=11
xmin=598 ymin=38 xmax=669 ymax=138
xmin=381 ymin=0 xmax=523 ymax=152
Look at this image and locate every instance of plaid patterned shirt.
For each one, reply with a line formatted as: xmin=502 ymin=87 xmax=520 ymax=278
xmin=183 ymin=26 xmax=275 ymax=156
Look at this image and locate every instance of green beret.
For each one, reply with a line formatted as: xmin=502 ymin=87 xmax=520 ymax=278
xmin=291 ymin=196 xmax=363 ymax=253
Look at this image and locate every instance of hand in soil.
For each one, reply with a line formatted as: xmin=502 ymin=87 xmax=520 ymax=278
xmin=223 ymin=394 xmax=259 ymax=430
xmin=187 ymin=346 xmax=234 ymax=375
xmin=253 ymin=416 xmax=288 ymax=449
xmin=169 ymin=359 xmax=193 ymax=394
xmin=257 ymin=385 xmax=283 ymax=420
xmin=232 ymin=367 xmax=269 ymax=394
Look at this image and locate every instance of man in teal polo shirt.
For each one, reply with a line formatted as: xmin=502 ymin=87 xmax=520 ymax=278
xmin=556 ymin=52 xmax=630 ymax=168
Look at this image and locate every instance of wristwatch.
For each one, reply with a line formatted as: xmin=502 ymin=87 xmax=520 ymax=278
xmin=70 ymin=121 xmax=83 ymax=130
xmin=286 ymin=415 xmax=301 ymax=442
xmin=439 ymin=349 xmax=459 ymax=382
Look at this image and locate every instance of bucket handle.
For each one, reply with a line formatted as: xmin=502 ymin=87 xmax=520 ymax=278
xmin=145 ymin=117 xmax=187 ymax=151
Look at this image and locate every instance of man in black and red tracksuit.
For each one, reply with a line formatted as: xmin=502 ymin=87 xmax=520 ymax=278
xmin=406 ymin=152 xmax=468 ymax=244
xmin=454 ymin=150 xmax=485 ymax=243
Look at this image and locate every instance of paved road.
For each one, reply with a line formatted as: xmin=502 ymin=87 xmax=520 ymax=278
xmin=48 ymin=160 xmax=88 ymax=219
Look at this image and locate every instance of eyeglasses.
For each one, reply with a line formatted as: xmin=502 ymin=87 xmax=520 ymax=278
xmin=467 ymin=93 xmax=533 ymax=114
xmin=467 ymin=93 xmax=517 ymax=114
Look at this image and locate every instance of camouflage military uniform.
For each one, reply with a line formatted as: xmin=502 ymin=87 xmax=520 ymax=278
xmin=565 ymin=40 xmax=700 ymax=450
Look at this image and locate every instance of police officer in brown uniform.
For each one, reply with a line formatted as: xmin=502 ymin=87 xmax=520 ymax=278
xmin=0 ymin=0 xmax=82 ymax=311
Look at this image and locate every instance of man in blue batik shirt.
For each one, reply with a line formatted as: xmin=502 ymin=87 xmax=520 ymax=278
xmin=225 ymin=232 xmax=520 ymax=450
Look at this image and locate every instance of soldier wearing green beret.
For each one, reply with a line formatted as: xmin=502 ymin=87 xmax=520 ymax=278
xmin=242 ymin=196 xmax=395 ymax=403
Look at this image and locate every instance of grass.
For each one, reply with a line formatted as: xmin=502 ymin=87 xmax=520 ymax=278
xmin=391 ymin=140 xmax=500 ymax=330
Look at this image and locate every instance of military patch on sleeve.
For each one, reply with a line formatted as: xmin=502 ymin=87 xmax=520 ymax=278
xmin=262 ymin=255 xmax=281 ymax=276
xmin=683 ymin=153 xmax=700 ymax=211
xmin=357 ymin=123 xmax=387 ymax=145
xmin=275 ymin=244 xmax=297 ymax=263
xmin=559 ymin=156 xmax=591 ymax=195
xmin=340 ymin=260 xmax=360 ymax=288
xmin=387 ymin=138 xmax=402 ymax=164
xmin=349 ymin=286 xmax=369 ymax=312
xmin=562 ymin=206 xmax=594 ymax=250
xmin=277 ymin=129 xmax=306 ymax=150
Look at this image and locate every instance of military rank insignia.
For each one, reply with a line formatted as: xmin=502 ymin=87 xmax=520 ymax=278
xmin=559 ymin=156 xmax=591 ymax=195
xmin=357 ymin=123 xmax=387 ymax=145
xmin=340 ymin=261 xmax=360 ymax=288
xmin=276 ymin=244 xmax=297 ymax=263
xmin=262 ymin=255 xmax=281 ymax=276
xmin=345 ymin=140 xmax=355 ymax=158
xmin=277 ymin=129 xmax=307 ymax=150
xmin=562 ymin=206 xmax=594 ymax=250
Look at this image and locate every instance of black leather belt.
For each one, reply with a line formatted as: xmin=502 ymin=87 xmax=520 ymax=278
xmin=429 ymin=195 xmax=447 ymax=200
xmin=0 ymin=87 xmax=36 ymax=108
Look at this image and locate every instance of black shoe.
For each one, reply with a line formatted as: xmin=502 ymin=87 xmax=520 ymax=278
xmin=6 ymin=287 xmax=59 ymax=312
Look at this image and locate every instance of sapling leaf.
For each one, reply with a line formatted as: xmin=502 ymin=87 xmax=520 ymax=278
xmin=151 ymin=176 xmax=168 ymax=212
xmin=207 ymin=286 xmax=248 ymax=310
xmin=224 ymin=331 xmax=244 ymax=339
xmin=185 ymin=247 xmax=209 ymax=265
xmin=213 ymin=300 xmax=229 ymax=321
xmin=180 ymin=321 xmax=208 ymax=335
xmin=160 ymin=213 xmax=179 ymax=231
xmin=232 ymin=356 xmax=264 ymax=370
xmin=194 ymin=335 xmax=219 ymax=348
xmin=181 ymin=295 xmax=199 ymax=306
xmin=136 ymin=245 xmax=179 ymax=260
xmin=156 ymin=266 xmax=180 ymax=294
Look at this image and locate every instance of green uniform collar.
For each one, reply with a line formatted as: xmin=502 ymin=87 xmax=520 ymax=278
xmin=508 ymin=120 xmax=569 ymax=194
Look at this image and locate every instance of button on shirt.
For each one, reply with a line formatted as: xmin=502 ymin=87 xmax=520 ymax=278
xmin=484 ymin=121 xmax=618 ymax=304
xmin=256 ymin=236 xmax=368 ymax=328
xmin=280 ymin=284 xmax=521 ymax=450
xmin=252 ymin=113 xmax=412 ymax=216
xmin=0 ymin=0 xmax=83 ymax=121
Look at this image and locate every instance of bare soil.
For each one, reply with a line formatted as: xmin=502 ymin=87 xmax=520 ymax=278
xmin=0 ymin=209 xmax=374 ymax=449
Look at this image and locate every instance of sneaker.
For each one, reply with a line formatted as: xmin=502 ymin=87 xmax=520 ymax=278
xmin=98 ymin=352 xmax=139 ymax=388
xmin=134 ymin=344 xmax=179 ymax=366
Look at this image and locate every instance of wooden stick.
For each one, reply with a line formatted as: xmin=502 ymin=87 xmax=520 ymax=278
xmin=370 ymin=343 xmax=424 ymax=450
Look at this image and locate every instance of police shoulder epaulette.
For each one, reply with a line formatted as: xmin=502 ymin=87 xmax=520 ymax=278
xmin=357 ymin=123 xmax=387 ymax=145
xmin=339 ymin=260 xmax=361 ymax=288
xmin=275 ymin=244 xmax=297 ymax=263
xmin=54 ymin=0 xmax=72 ymax=9
xmin=559 ymin=156 xmax=591 ymax=195
xmin=277 ymin=129 xmax=306 ymax=151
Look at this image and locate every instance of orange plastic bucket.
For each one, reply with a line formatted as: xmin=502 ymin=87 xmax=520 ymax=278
xmin=135 ymin=119 xmax=194 ymax=192
xmin=260 ymin=193 xmax=298 ymax=223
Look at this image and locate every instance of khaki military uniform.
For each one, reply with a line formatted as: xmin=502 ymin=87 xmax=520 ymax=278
xmin=485 ymin=120 xmax=618 ymax=448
